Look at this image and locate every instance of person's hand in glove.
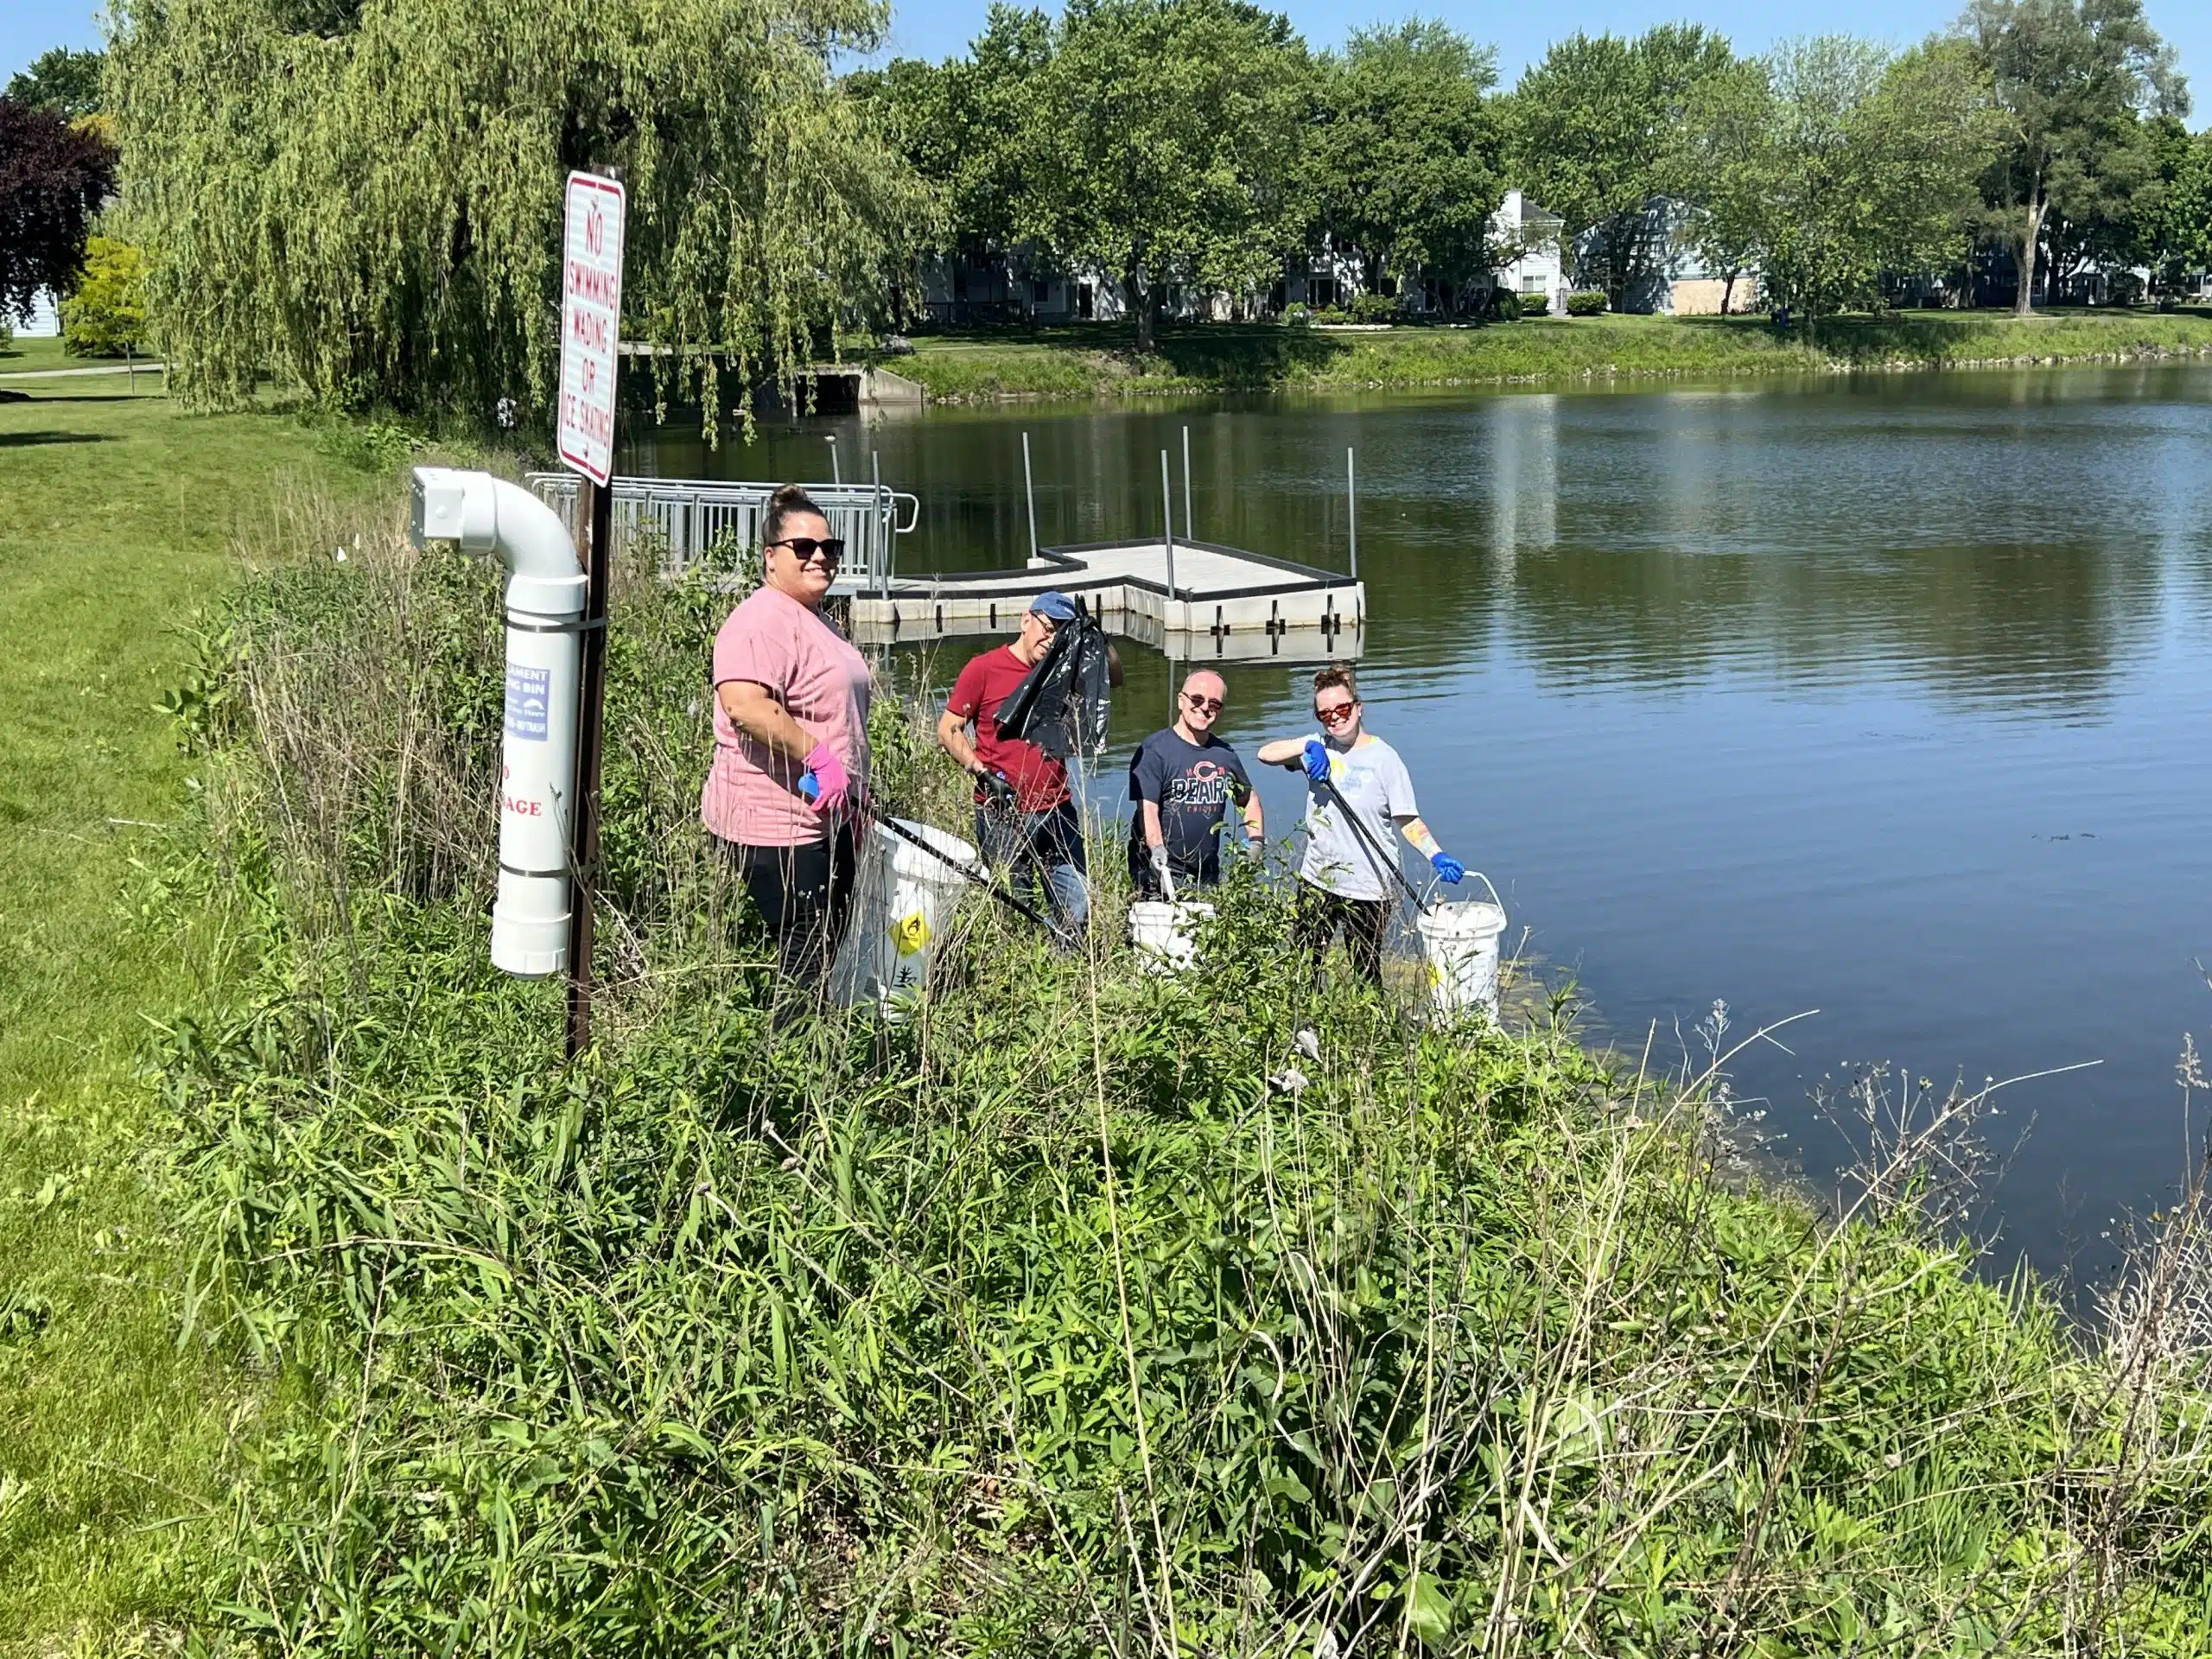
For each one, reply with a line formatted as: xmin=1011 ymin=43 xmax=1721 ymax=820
xmin=973 ymin=766 xmax=1018 ymax=811
xmin=797 ymin=742 xmax=852 ymax=816
xmin=1301 ymin=738 xmax=1332 ymax=784
xmin=1430 ymin=852 xmax=1465 ymax=885
xmin=1148 ymin=844 xmax=1176 ymax=901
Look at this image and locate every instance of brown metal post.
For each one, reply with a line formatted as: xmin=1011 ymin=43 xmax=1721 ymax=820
xmin=565 ymin=473 xmax=613 ymax=1059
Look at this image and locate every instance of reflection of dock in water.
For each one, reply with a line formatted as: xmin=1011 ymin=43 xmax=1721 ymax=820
xmin=847 ymin=537 xmax=1363 ymax=664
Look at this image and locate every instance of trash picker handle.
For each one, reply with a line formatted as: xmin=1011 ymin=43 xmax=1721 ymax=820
xmin=1316 ymin=772 xmax=1429 ymax=914
xmin=868 ymin=801 xmax=1070 ymax=943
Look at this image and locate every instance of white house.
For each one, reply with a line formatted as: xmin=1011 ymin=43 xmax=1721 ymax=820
xmin=18 ymin=289 xmax=62 ymax=338
xmin=1486 ymin=190 xmax=1567 ymax=314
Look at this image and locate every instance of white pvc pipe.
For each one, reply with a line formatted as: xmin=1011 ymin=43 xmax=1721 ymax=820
xmin=410 ymin=467 xmax=588 ymax=978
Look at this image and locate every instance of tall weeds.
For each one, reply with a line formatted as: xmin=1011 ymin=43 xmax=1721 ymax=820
xmin=155 ymin=483 xmax=2212 ymax=1654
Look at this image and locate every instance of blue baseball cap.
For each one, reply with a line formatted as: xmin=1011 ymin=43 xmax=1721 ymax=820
xmin=1030 ymin=590 xmax=1080 ymax=622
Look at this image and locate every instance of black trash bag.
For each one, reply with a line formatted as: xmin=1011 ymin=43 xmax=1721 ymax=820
xmin=994 ymin=612 xmax=1112 ymax=762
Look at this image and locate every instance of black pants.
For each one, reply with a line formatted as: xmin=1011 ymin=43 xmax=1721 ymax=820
xmin=719 ymin=824 xmax=858 ymax=982
xmin=1292 ymin=880 xmax=1390 ymax=986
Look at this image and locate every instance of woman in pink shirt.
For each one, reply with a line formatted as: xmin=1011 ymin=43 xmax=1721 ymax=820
xmin=701 ymin=486 xmax=873 ymax=982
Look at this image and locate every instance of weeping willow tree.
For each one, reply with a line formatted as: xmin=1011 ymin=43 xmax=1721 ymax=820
xmin=108 ymin=0 xmax=933 ymax=435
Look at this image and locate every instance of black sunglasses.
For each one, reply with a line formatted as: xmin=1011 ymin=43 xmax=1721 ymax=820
xmin=1181 ymin=691 xmax=1224 ymax=714
xmin=769 ymin=536 xmax=845 ymax=565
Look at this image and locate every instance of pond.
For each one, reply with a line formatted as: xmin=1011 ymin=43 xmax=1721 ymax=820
xmin=621 ymin=365 xmax=2212 ymax=1287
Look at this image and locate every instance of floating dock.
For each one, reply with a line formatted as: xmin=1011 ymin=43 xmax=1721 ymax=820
xmin=530 ymin=452 xmax=1367 ymax=663
xmin=847 ymin=538 xmax=1364 ymax=663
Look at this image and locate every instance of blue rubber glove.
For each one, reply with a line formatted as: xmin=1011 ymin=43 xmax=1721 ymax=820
xmin=1431 ymin=852 xmax=1465 ymax=884
xmin=1301 ymin=738 xmax=1332 ymax=784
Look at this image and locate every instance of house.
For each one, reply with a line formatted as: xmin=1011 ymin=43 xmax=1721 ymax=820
xmin=1573 ymin=198 xmax=1762 ymax=315
xmin=1486 ymin=190 xmax=1567 ymax=314
xmin=912 ymin=247 xmax=1125 ymax=327
xmin=1663 ymin=237 xmax=1761 ymax=316
xmin=18 ymin=289 xmax=62 ymax=338
xmin=1268 ymin=246 xmax=1363 ymax=314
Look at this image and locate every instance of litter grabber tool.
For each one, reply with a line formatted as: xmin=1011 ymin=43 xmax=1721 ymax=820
xmin=1313 ymin=772 xmax=1433 ymax=916
xmin=800 ymin=771 xmax=1072 ymax=944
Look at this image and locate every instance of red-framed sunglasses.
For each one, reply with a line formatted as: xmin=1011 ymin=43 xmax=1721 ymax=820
xmin=1315 ymin=700 xmax=1358 ymax=726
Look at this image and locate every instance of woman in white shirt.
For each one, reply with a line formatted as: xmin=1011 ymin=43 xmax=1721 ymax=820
xmin=1257 ymin=663 xmax=1464 ymax=984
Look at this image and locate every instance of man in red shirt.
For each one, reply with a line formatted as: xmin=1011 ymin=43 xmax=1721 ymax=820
xmin=937 ymin=592 xmax=1118 ymax=936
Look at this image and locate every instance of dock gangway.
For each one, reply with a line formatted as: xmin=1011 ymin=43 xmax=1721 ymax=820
xmin=526 ymin=474 xmax=918 ymax=592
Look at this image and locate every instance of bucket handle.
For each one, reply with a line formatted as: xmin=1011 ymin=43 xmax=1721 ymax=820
xmin=1422 ymin=868 xmax=1503 ymax=916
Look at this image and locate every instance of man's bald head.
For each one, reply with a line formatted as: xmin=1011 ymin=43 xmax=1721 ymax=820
xmin=1180 ymin=669 xmax=1226 ymax=703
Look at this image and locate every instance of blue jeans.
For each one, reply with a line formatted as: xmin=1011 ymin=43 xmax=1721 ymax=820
xmin=975 ymin=798 xmax=1090 ymax=935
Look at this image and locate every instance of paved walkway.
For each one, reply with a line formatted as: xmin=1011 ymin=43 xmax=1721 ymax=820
xmin=0 ymin=360 xmax=167 ymax=380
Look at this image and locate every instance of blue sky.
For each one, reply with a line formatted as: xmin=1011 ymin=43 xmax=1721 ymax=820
xmin=6 ymin=0 xmax=2207 ymax=106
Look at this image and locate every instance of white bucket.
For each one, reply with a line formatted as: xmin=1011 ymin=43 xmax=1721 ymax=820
xmin=1128 ymin=899 xmax=1214 ymax=975
xmin=829 ymin=820 xmax=977 ymax=1014
xmin=1416 ymin=880 xmax=1508 ymax=1020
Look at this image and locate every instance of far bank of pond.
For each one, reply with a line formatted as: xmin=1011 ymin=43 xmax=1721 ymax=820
xmin=632 ymin=361 xmax=2212 ymax=1287
xmin=880 ymin=308 xmax=2212 ymax=403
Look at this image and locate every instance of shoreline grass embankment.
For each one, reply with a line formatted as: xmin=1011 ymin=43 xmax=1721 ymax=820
xmin=7 ymin=385 xmax=2212 ymax=1652
xmin=888 ymin=308 xmax=2212 ymax=403
xmin=141 ymin=476 xmax=2212 ymax=1650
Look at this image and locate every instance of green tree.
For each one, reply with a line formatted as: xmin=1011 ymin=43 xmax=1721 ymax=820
xmin=2153 ymin=125 xmax=2212 ymax=283
xmin=1016 ymin=0 xmax=1312 ymax=349
xmin=1508 ymin=25 xmax=1735 ymax=312
xmin=60 ymin=236 xmax=149 ymax=356
xmin=108 ymin=0 xmax=931 ymax=435
xmin=1673 ymin=58 xmax=1777 ymax=315
xmin=4 ymin=48 xmax=105 ymax=120
xmin=1755 ymin=37 xmax=1993 ymax=327
xmin=1306 ymin=21 xmax=1501 ymax=307
xmin=855 ymin=6 xmax=1050 ymax=256
xmin=0 ymin=98 xmax=118 ymax=325
xmin=1960 ymin=0 xmax=2188 ymax=317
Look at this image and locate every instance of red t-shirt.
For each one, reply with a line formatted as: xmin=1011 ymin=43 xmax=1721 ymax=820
xmin=946 ymin=645 xmax=1068 ymax=811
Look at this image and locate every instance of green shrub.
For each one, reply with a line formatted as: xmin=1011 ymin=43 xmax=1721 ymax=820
xmin=1565 ymin=289 xmax=1609 ymax=316
xmin=60 ymin=236 xmax=147 ymax=357
xmin=1516 ymin=291 xmax=1548 ymax=318
xmin=1348 ymin=292 xmax=1398 ymax=324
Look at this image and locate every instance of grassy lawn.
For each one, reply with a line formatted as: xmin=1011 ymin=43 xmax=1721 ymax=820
xmin=891 ymin=307 xmax=2212 ymax=401
xmin=1 ymin=336 xmax=89 ymax=375
xmin=0 ymin=381 xmax=371 ymax=1652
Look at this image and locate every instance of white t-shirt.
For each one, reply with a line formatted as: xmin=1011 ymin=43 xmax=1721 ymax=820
xmin=1298 ymin=734 xmax=1419 ymax=900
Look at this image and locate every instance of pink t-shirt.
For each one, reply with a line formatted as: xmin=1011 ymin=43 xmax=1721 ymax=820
xmin=701 ymin=584 xmax=872 ymax=848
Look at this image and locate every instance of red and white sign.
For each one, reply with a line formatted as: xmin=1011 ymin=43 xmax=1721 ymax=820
xmin=556 ymin=171 xmax=626 ymax=486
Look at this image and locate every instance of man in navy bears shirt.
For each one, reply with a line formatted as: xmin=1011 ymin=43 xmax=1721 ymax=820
xmin=1126 ymin=668 xmax=1264 ymax=898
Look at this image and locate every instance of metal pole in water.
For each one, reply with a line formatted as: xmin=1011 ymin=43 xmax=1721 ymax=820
xmin=826 ymin=435 xmax=841 ymax=486
xmin=1347 ymin=446 xmax=1358 ymax=582
xmin=1181 ymin=424 xmax=1193 ymax=542
xmin=1021 ymin=431 xmax=1039 ymax=560
xmin=872 ymin=448 xmax=887 ymax=588
xmin=1160 ymin=448 xmax=1178 ymax=627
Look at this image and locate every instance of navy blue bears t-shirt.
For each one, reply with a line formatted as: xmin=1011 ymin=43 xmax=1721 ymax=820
xmin=1125 ymin=728 xmax=1253 ymax=892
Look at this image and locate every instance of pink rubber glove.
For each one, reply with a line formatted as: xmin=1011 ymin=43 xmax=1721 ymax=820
xmin=800 ymin=742 xmax=851 ymax=816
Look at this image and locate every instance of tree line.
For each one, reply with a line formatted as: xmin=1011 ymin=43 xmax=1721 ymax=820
xmin=859 ymin=0 xmax=2204 ymax=340
xmin=4 ymin=0 xmax=2207 ymax=423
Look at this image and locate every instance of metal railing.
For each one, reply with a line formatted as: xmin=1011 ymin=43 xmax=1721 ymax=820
xmin=525 ymin=474 xmax=919 ymax=592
